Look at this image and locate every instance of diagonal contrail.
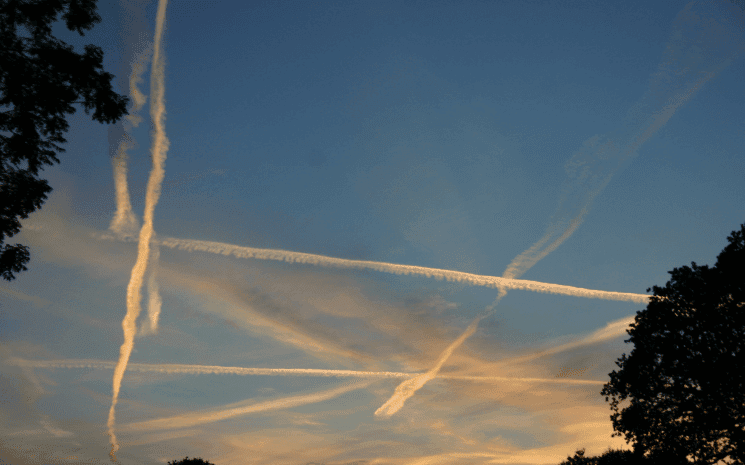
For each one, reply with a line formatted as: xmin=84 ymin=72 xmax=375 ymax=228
xmin=374 ymin=0 xmax=745 ymax=418
xmin=95 ymin=232 xmax=651 ymax=303
xmin=119 ymin=380 xmax=376 ymax=432
xmin=107 ymin=0 xmax=169 ymax=461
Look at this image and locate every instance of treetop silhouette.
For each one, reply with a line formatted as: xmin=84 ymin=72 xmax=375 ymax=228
xmin=602 ymin=222 xmax=745 ymax=464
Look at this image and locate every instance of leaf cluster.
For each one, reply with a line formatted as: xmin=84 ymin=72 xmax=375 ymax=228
xmin=0 ymin=0 xmax=129 ymax=280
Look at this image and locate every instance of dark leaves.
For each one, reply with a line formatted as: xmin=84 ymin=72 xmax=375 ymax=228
xmin=0 ymin=243 xmax=28 ymax=281
xmin=601 ymin=222 xmax=745 ymax=465
xmin=0 ymin=0 xmax=129 ymax=280
xmin=167 ymin=457 xmax=216 ymax=465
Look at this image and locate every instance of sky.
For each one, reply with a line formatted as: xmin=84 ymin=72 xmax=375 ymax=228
xmin=1 ymin=1 xmax=744 ymax=464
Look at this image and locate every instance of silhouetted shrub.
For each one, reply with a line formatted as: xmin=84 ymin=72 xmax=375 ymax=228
xmin=167 ymin=456 xmax=215 ymax=465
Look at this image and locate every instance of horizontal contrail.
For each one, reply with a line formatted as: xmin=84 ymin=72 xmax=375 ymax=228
xmin=95 ymin=233 xmax=651 ymax=304
xmin=4 ymin=358 xmax=605 ymax=386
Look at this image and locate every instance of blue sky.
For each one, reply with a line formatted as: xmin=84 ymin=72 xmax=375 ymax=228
xmin=1 ymin=1 xmax=744 ymax=464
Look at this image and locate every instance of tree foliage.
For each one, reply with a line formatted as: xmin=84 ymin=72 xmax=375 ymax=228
xmin=167 ymin=457 xmax=216 ymax=465
xmin=0 ymin=0 xmax=129 ymax=280
xmin=560 ymin=447 xmax=648 ymax=465
xmin=601 ymin=223 xmax=745 ymax=464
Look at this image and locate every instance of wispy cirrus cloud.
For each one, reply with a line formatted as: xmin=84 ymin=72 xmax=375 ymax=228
xmin=120 ymin=380 xmax=375 ymax=432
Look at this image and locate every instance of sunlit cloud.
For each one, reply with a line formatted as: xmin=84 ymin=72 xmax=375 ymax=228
xmin=490 ymin=315 xmax=636 ymax=368
xmin=157 ymin=266 xmax=384 ymax=368
xmin=119 ymin=380 xmax=375 ymax=432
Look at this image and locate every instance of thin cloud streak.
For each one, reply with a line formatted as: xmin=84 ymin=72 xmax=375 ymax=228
xmin=0 ymin=286 xmax=51 ymax=307
xmin=5 ymin=358 xmax=607 ymax=385
xmin=158 ymin=266 xmax=382 ymax=367
xmin=490 ymin=315 xmax=637 ymax=368
xmin=107 ymin=0 xmax=169 ymax=460
xmin=375 ymin=0 xmax=742 ymax=418
xmin=95 ymin=233 xmax=651 ymax=303
xmin=119 ymin=380 xmax=375 ymax=432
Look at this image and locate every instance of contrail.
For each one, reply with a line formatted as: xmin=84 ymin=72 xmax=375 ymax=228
xmin=5 ymin=358 xmax=606 ymax=386
xmin=375 ymin=0 xmax=744 ymax=418
xmin=487 ymin=315 xmax=637 ymax=368
xmin=139 ymin=243 xmax=162 ymax=336
xmin=95 ymin=233 xmax=651 ymax=304
xmin=119 ymin=380 xmax=375 ymax=431
xmin=109 ymin=42 xmax=152 ymax=238
xmin=108 ymin=0 xmax=169 ymax=461
xmin=375 ymin=315 xmax=486 ymax=417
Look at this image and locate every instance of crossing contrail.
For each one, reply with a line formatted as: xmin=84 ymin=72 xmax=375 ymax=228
xmin=95 ymin=233 xmax=651 ymax=304
xmin=5 ymin=358 xmax=606 ymax=386
xmin=107 ymin=0 xmax=169 ymax=460
xmin=374 ymin=0 xmax=744 ymax=418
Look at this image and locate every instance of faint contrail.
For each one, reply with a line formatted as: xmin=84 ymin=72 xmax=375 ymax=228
xmin=375 ymin=0 xmax=744 ymax=418
xmin=506 ymin=0 xmax=744 ymax=281
xmin=108 ymin=0 xmax=169 ymax=461
xmin=488 ymin=315 xmax=637 ymax=368
xmin=4 ymin=358 xmax=606 ymax=385
xmin=109 ymin=42 xmax=152 ymax=238
xmin=119 ymin=380 xmax=375 ymax=431
xmin=139 ymin=243 xmax=162 ymax=336
xmin=95 ymin=233 xmax=651 ymax=304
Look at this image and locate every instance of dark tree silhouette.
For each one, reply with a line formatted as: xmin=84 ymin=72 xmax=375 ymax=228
xmin=559 ymin=447 xmax=647 ymax=465
xmin=0 ymin=0 xmax=129 ymax=280
xmin=167 ymin=457 xmax=216 ymax=465
xmin=559 ymin=449 xmax=646 ymax=465
xmin=601 ymin=222 xmax=745 ymax=465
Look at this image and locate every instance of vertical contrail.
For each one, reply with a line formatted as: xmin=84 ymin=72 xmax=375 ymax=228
xmin=108 ymin=0 xmax=169 ymax=461
xmin=109 ymin=42 xmax=152 ymax=238
xmin=140 ymin=242 xmax=162 ymax=336
xmin=375 ymin=0 xmax=744 ymax=418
